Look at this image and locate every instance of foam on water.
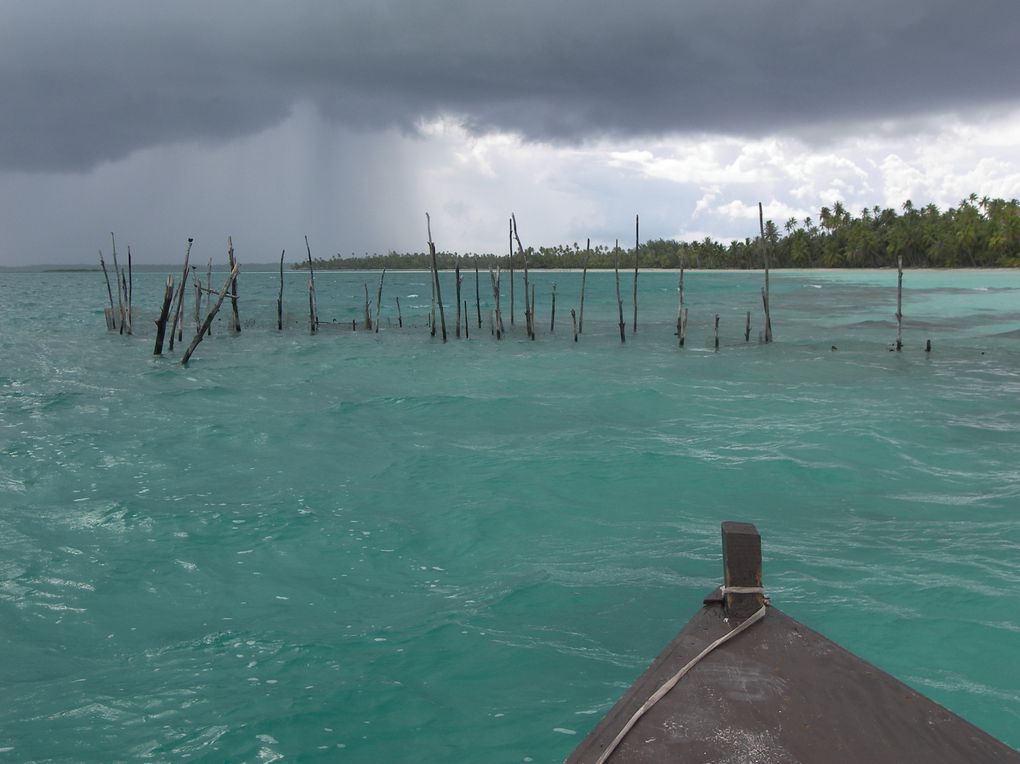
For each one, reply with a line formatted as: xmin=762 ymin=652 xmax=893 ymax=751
xmin=1 ymin=268 xmax=1019 ymax=761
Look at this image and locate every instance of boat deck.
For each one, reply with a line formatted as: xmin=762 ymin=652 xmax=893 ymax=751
xmin=567 ymin=524 xmax=1020 ymax=763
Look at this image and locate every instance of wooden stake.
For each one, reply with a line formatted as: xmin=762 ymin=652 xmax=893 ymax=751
xmin=278 ymin=250 xmax=285 ymax=331
xmin=550 ymin=282 xmax=557 ymax=332
xmin=896 ymin=255 xmax=903 ymax=351
xmin=488 ymin=266 xmax=503 ymax=339
xmin=375 ymin=269 xmax=385 ymax=334
xmin=168 ymin=238 xmax=193 ymax=351
xmin=464 ymin=300 xmax=469 ymax=339
xmin=530 ymin=284 xmax=536 ymax=341
xmin=175 ymin=270 xmax=185 ymax=342
xmin=633 ymin=214 xmax=639 ymax=334
xmin=509 ymin=218 xmax=515 ymax=326
xmin=126 ymin=245 xmax=133 ymax=335
xmin=305 ymin=236 xmax=318 ymax=334
xmin=120 ymin=270 xmax=132 ymax=335
xmin=396 ymin=296 xmax=403 ymax=328
xmin=579 ymin=239 xmax=589 ymax=334
xmin=679 ymin=307 xmax=688 ymax=348
xmin=759 ymin=203 xmax=773 ymax=342
xmin=111 ymin=233 xmax=126 ymax=334
xmin=206 ymin=258 xmax=213 ymax=336
xmin=676 ymin=268 xmax=685 ymax=342
xmin=426 ymin=213 xmax=447 ymax=342
xmin=227 ymin=236 xmax=241 ymax=334
xmin=761 ymin=288 xmax=769 ymax=343
xmin=571 ymin=308 xmax=578 ymax=342
xmin=512 ymin=214 xmax=532 ymax=339
xmin=430 ymin=245 xmax=437 ymax=336
xmin=475 ymin=262 xmax=482 ymax=328
xmin=181 ymin=263 xmax=240 ymax=366
xmin=193 ymin=269 xmax=201 ymax=328
xmin=614 ymin=242 xmax=625 ymax=344
xmin=455 ymin=257 xmax=462 ymax=338
xmin=715 ymin=313 xmax=720 ymax=350
xmin=745 ymin=311 xmax=751 ymax=342
xmin=363 ymin=283 xmax=372 ymax=331
xmin=99 ymin=250 xmax=116 ymax=330
xmin=153 ymin=275 xmax=174 ymax=355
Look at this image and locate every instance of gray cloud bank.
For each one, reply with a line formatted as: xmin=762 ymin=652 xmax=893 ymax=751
xmin=3 ymin=0 xmax=1019 ymax=173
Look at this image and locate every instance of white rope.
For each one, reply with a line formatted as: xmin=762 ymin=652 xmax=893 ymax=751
xmin=719 ymin=586 xmax=765 ymax=595
xmin=593 ymin=603 xmax=767 ymax=764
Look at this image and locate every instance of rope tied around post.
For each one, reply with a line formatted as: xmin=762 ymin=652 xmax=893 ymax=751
xmin=594 ymin=522 xmax=767 ymax=763
xmin=719 ymin=586 xmax=765 ymax=596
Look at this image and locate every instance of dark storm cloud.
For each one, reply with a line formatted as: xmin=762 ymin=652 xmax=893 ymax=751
xmin=3 ymin=0 xmax=1019 ymax=172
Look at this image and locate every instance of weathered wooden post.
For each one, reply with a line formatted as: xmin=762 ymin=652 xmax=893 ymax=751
xmin=896 ymin=256 xmax=903 ymax=351
xmin=99 ymin=250 xmax=116 ymax=330
xmin=550 ymin=282 xmax=557 ymax=332
xmin=614 ymin=242 xmax=626 ymax=344
xmin=571 ymin=308 xmax=578 ymax=342
xmin=125 ymin=245 xmax=133 ymax=335
xmin=430 ymin=253 xmax=436 ymax=335
xmin=745 ymin=311 xmax=751 ymax=342
xmin=455 ymin=257 xmax=462 ymax=338
xmin=277 ymin=250 xmax=285 ymax=331
xmin=463 ymin=300 xmax=469 ymax=339
xmin=305 ymin=236 xmax=318 ymax=334
xmin=206 ymin=258 xmax=213 ymax=336
xmin=120 ymin=269 xmax=131 ymax=334
xmin=475 ymin=262 xmax=482 ymax=329
xmin=676 ymin=266 xmax=685 ymax=345
xmin=227 ymin=236 xmax=240 ymax=334
xmin=632 ymin=214 xmax=639 ymax=334
xmin=512 ymin=214 xmax=532 ymax=339
xmin=530 ymin=283 xmax=538 ymax=340
xmin=721 ymin=521 xmax=765 ymax=620
xmin=396 ymin=296 xmax=403 ymax=328
xmin=508 ymin=218 xmax=515 ymax=326
xmin=488 ymin=266 xmax=504 ymax=339
xmin=375 ymin=269 xmax=385 ymax=334
xmin=530 ymin=284 xmax=536 ymax=341
xmin=181 ymin=263 xmax=241 ymax=366
xmin=168 ymin=238 xmax=193 ymax=351
xmin=679 ymin=307 xmax=688 ymax=348
xmin=363 ymin=283 xmax=372 ymax=331
xmin=714 ymin=313 xmax=720 ymax=350
xmin=153 ymin=275 xmax=175 ymax=355
xmin=759 ymin=203 xmax=773 ymax=343
xmin=579 ymin=239 xmax=589 ymax=334
xmin=111 ymin=233 xmax=125 ymax=334
xmin=193 ymin=269 xmax=201 ymax=328
xmin=426 ymin=213 xmax=447 ymax=342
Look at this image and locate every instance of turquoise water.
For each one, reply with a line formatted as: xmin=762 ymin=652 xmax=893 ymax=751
xmin=1 ymin=267 xmax=1019 ymax=762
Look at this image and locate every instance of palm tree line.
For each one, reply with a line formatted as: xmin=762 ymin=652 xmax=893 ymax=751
xmin=296 ymin=195 xmax=1020 ymax=271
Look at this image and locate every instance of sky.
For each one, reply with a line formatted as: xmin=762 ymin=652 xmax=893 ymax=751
xmin=2 ymin=0 xmax=1020 ymax=266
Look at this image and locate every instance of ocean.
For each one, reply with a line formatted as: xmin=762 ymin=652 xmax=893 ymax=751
xmin=1 ymin=266 xmax=1019 ymax=762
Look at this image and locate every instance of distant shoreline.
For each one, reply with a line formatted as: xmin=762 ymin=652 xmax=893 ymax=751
xmin=3 ymin=265 xmax=1019 ymax=274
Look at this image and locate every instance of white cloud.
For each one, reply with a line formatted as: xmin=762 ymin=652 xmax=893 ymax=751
xmin=715 ymin=199 xmax=810 ymax=224
xmin=5 ymin=105 xmax=1020 ymax=265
